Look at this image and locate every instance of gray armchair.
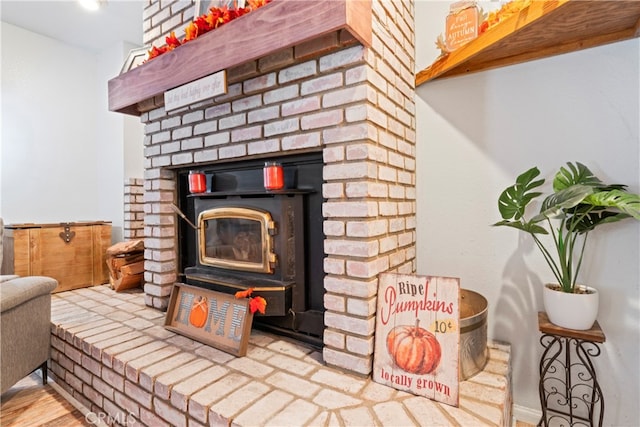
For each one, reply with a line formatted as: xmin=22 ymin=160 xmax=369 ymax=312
xmin=0 ymin=275 xmax=58 ymax=394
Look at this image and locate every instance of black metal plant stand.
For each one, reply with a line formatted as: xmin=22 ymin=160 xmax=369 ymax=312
xmin=537 ymin=312 xmax=606 ymax=427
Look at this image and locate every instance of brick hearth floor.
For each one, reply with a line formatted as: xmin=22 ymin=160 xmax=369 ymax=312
xmin=49 ymin=285 xmax=512 ymax=426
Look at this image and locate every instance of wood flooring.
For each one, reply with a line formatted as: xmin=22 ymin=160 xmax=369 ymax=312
xmin=0 ymin=372 xmax=91 ymax=427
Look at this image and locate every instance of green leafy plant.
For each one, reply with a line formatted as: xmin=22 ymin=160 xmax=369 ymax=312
xmin=494 ymin=162 xmax=640 ymax=293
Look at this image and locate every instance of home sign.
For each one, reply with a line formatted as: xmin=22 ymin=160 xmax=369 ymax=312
xmin=164 ymin=282 xmax=252 ymax=356
xmin=373 ymin=273 xmax=460 ymax=407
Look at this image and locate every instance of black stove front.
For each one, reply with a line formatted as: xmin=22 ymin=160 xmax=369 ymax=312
xmin=177 ymin=153 xmax=324 ymax=347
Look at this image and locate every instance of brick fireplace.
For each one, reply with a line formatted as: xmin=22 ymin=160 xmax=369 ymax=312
xmin=110 ymin=0 xmax=416 ymax=377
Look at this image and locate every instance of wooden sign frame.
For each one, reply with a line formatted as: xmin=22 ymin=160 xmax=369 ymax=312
xmin=165 ymin=283 xmax=253 ymax=356
xmin=373 ymin=273 xmax=460 ymax=407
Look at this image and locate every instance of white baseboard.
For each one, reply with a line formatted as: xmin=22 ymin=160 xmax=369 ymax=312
xmin=513 ymin=404 xmax=541 ymax=425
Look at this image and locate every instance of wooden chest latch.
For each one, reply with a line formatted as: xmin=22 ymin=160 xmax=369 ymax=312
xmin=59 ymin=223 xmax=76 ymax=243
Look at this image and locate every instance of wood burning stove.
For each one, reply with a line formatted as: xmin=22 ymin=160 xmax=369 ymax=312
xmin=177 ymin=153 xmax=324 ymax=347
xmin=185 ymin=191 xmax=307 ymax=317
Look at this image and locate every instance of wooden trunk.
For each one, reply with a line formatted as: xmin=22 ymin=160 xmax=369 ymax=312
xmin=2 ymin=221 xmax=112 ymax=293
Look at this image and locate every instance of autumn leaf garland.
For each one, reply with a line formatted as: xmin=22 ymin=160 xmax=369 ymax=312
xmin=147 ymin=0 xmax=272 ymax=61
xmin=235 ymin=287 xmax=267 ymax=315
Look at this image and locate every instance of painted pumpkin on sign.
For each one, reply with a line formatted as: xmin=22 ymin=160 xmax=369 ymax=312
xmin=386 ymin=319 xmax=441 ymax=375
xmin=189 ymin=296 xmax=208 ymax=328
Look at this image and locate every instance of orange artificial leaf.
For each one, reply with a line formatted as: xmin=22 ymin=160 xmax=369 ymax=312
xmin=249 ymin=296 xmax=267 ymax=314
xmin=235 ymin=287 xmax=254 ymax=299
xmin=184 ymin=22 xmax=199 ymax=42
xmin=247 ymin=0 xmax=270 ymax=10
xmin=165 ymin=31 xmax=181 ymax=49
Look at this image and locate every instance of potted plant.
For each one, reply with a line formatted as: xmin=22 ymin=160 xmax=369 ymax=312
xmin=494 ymin=162 xmax=640 ymax=330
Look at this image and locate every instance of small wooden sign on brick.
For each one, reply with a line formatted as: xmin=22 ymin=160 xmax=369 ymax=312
xmin=373 ymin=273 xmax=460 ymax=407
xmin=164 ymin=70 xmax=227 ymax=111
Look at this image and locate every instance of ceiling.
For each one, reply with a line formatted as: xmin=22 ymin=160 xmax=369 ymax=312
xmin=0 ymin=0 xmax=144 ymax=52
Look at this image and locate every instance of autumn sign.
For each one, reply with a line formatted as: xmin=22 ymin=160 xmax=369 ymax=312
xmin=373 ymin=274 xmax=460 ymax=407
xmin=165 ymin=283 xmax=253 ymax=356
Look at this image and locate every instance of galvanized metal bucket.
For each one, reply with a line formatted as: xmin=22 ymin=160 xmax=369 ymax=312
xmin=459 ymin=289 xmax=488 ymax=380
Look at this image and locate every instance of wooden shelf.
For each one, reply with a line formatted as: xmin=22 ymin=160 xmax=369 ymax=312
xmin=108 ymin=0 xmax=371 ymax=116
xmin=416 ymin=0 xmax=640 ymax=86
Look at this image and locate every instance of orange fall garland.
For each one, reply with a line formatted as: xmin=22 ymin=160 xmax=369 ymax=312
xmin=147 ymin=0 xmax=272 ymax=61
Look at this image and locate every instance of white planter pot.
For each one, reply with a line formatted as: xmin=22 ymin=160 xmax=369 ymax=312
xmin=542 ymin=284 xmax=599 ymax=330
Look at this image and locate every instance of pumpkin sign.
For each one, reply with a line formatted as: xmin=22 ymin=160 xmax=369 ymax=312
xmin=373 ymin=274 xmax=460 ymax=407
xmin=387 ymin=320 xmax=441 ymax=375
xmin=189 ymin=296 xmax=208 ymax=328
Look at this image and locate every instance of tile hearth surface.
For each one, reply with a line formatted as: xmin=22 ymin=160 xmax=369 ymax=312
xmin=50 ymin=285 xmax=511 ymax=426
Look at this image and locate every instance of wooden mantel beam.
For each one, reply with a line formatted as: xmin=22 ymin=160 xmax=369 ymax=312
xmin=108 ymin=0 xmax=372 ymax=116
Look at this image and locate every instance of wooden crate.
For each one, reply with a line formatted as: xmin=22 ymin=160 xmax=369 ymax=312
xmin=2 ymin=221 xmax=112 ymax=293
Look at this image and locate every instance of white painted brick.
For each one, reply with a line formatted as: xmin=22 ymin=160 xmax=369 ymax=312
xmin=322 ymin=220 xmax=345 ymax=236
xmin=187 ymin=373 xmax=249 ymax=422
xmin=218 ymin=113 xmax=247 ymax=130
xmin=231 ymin=125 xmax=262 ymax=142
xmin=323 ymin=329 xmax=345 ymax=349
xmin=324 ymin=312 xmax=375 ymax=336
xmin=248 ymin=105 xmax=279 ymax=123
xmin=322 ymin=182 xmax=344 ymax=199
xmin=193 ymin=148 xmax=218 ymax=163
xmin=346 ymin=219 xmax=387 ymax=238
xmin=346 ymin=182 xmax=388 ymax=198
xmin=264 ymin=85 xmax=299 ymax=105
xmin=162 ymin=116 xmax=181 ymax=130
xmin=204 ymin=104 xmax=231 ymax=119
xmin=233 ymin=390 xmax=295 ymax=426
xmin=264 ymin=117 xmax=299 ymax=137
xmin=346 ymin=297 xmax=377 ymax=318
xmin=218 ymin=144 xmax=247 ymax=159
xmin=346 ymin=256 xmax=389 ymax=279
xmin=247 ymin=138 xmax=280 ymax=155
xmin=379 ymin=235 xmax=399 ymax=253
xmin=324 ymin=294 xmax=345 ymax=312
xmin=323 ymin=123 xmax=372 ymax=145
xmin=301 ymin=72 xmax=343 ymax=96
xmin=282 ymin=132 xmax=321 ymax=151
xmin=324 ymin=239 xmax=378 ymax=257
xmin=323 ymin=257 xmax=345 ymax=275
xmin=243 ymin=72 xmax=277 ymax=93
xmin=323 ymin=84 xmax=368 ymax=109
xmin=279 ymin=60 xmax=317 ymax=84
xmin=345 ymin=64 xmax=367 ymax=85
xmin=204 ymin=132 xmax=230 ymax=146
xmin=281 ymin=96 xmax=320 ymax=117
xmin=209 ymin=382 xmax=271 ymax=422
xmin=319 ymin=45 xmax=365 ymax=72
xmin=232 ymin=94 xmax=262 ymax=112
xmin=324 ymin=276 xmax=378 ymax=298
xmin=301 ymin=109 xmax=343 ymax=130
xmin=114 ymin=390 xmax=141 ymax=419
xmin=345 ymin=335 xmax=374 ymax=356
xmin=378 ymin=201 xmax=398 ymax=216
xmin=154 ymin=397 xmax=187 ymax=427
xmin=172 ymin=152 xmax=194 ymax=165
xmin=323 ymin=201 xmax=378 ymax=219
xmin=323 ymin=146 xmax=344 ymax=163
xmin=323 ymin=348 xmax=371 ymax=376
xmin=183 ymin=110 xmax=203 ymax=124
xmin=389 ymin=184 xmax=406 ymax=199
xmin=194 ymin=121 xmax=217 ymax=135
xmin=154 ymin=359 xmax=215 ymax=400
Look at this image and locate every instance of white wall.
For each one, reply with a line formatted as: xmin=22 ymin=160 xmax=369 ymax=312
xmin=0 ymin=22 xmax=143 ymax=242
xmin=415 ymin=2 xmax=640 ymax=425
